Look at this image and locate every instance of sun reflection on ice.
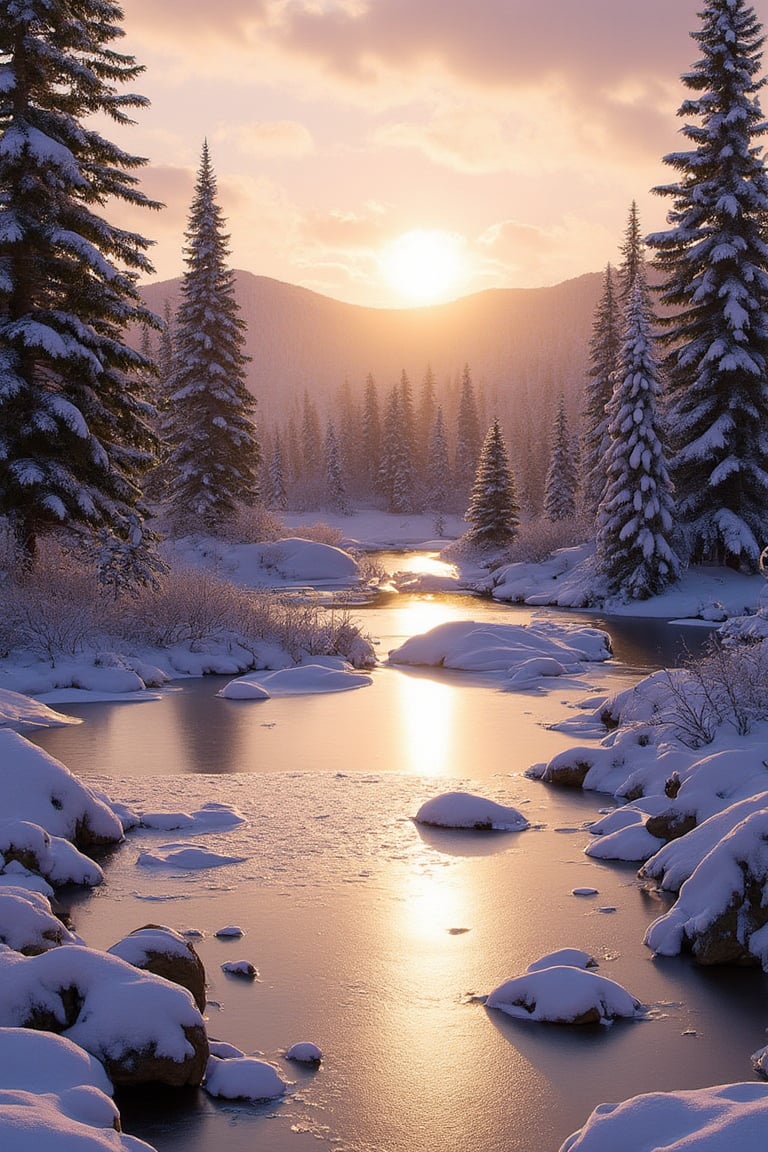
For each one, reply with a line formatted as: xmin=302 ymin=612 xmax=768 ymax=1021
xmin=397 ymin=673 xmax=454 ymax=776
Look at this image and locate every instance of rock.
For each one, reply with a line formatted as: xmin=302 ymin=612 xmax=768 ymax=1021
xmin=645 ymin=809 xmax=697 ymax=843
xmin=108 ymin=925 xmax=207 ymax=1012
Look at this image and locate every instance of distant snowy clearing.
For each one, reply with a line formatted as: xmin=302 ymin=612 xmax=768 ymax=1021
xmin=560 ymin=1082 xmax=768 ymax=1151
xmin=388 ymin=618 xmax=611 ymax=688
xmin=219 ymin=658 xmax=373 ymax=699
xmin=414 ymin=791 xmax=529 ymax=831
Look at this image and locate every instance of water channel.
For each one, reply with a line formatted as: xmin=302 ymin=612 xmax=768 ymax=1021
xmin=28 ymin=554 xmax=763 ymax=1152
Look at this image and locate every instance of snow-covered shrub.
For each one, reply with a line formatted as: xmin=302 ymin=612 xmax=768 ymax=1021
xmin=219 ymin=504 xmax=285 ymax=544
xmin=500 ymin=514 xmax=592 ymax=565
xmin=655 ymin=640 xmax=768 ymax=747
xmin=0 ymin=548 xmax=108 ymax=663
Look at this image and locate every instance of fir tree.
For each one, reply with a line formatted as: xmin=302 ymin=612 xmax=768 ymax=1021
xmin=581 ymin=265 xmax=621 ymax=519
xmin=544 ymin=397 xmax=578 ymax=522
xmin=619 ymin=200 xmax=644 ymax=301
xmin=597 ymin=279 xmax=681 ymax=599
xmin=379 ymin=383 xmax=416 ymax=513
xmin=454 ymin=363 xmax=483 ymax=507
xmin=324 ymin=420 xmax=349 ymax=513
xmin=0 ymin=0 xmax=161 ymax=569
xmin=465 ymin=419 xmax=520 ymax=550
xmin=647 ymin=0 xmax=768 ymax=570
xmin=425 ymin=406 xmax=452 ymax=535
xmin=268 ymin=433 xmax=287 ymax=510
xmin=361 ymin=374 xmax=382 ymax=495
xmin=165 ymin=142 xmax=259 ymax=534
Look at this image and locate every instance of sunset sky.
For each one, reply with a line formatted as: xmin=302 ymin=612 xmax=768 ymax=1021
xmin=116 ymin=0 xmax=768 ymax=309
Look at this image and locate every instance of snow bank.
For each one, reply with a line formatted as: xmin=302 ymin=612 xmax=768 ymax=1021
xmin=388 ymin=618 xmax=611 ymax=687
xmin=414 ymin=791 xmax=529 ymax=831
xmin=560 ymin=1082 xmax=768 ymax=1151
xmin=486 ymin=965 xmax=642 ymax=1025
xmin=169 ymin=536 xmax=360 ymax=588
xmin=0 ymin=733 xmax=123 ymax=849
xmin=219 ymin=658 xmax=373 ymax=699
xmin=0 ymin=687 xmax=80 ymax=731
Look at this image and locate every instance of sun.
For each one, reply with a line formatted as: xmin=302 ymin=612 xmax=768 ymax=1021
xmin=380 ymin=229 xmax=465 ymax=305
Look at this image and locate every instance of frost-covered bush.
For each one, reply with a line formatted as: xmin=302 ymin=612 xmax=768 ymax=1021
xmin=500 ymin=515 xmax=592 ymax=565
xmin=285 ymin=521 xmax=344 ymax=547
xmin=656 ymin=639 xmax=768 ymax=747
xmin=218 ymin=504 xmax=285 ymax=544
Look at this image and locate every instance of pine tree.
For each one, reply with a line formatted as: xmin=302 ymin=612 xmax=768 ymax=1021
xmin=544 ymin=397 xmax=578 ymax=521
xmin=416 ymin=364 xmax=437 ymax=489
xmin=165 ymin=142 xmax=259 ymax=534
xmin=0 ymin=0 xmax=161 ymax=570
xmin=454 ymin=363 xmax=483 ymax=507
xmin=647 ymin=0 xmax=768 ymax=570
xmin=465 ymin=419 xmax=520 ymax=550
xmin=581 ymin=265 xmax=621 ymax=519
xmin=619 ymin=200 xmax=644 ymax=302
xmin=324 ymin=420 xmax=349 ymax=513
xmin=597 ymin=279 xmax=681 ymax=599
xmin=425 ymin=406 xmax=452 ymax=535
xmin=379 ymin=383 xmax=416 ymax=513
xmin=268 ymin=433 xmax=287 ymax=510
xmin=361 ymin=374 xmax=382 ymax=496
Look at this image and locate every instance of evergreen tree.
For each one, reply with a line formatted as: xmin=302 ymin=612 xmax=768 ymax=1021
xmin=618 ymin=200 xmax=644 ymax=302
xmin=379 ymin=383 xmax=416 ymax=513
xmin=425 ymin=406 xmax=452 ymax=535
xmin=0 ymin=0 xmax=161 ymax=569
xmin=581 ymin=265 xmax=621 ymax=519
xmin=361 ymin=374 xmax=382 ymax=495
xmin=324 ymin=420 xmax=349 ymax=513
xmin=299 ymin=389 xmax=323 ymax=495
xmin=647 ymin=0 xmax=768 ymax=570
xmin=544 ymin=396 xmax=578 ymax=521
xmin=416 ymin=364 xmax=437 ymax=488
xmin=454 ymin=363 xmax=483 ymax=507
xmin=597 ymin=279 xmax=681 ymax=599
xmin=465 ymin=419 xmax=520 ymax=550
xmin=268 ymin=433 xmax=287 ymax=510
xmin=165 ymin=142 xmax=259 ymax=533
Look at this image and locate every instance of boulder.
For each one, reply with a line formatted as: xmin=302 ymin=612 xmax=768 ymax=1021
xmin=108 ymin=925 xmax=207 ymax=1012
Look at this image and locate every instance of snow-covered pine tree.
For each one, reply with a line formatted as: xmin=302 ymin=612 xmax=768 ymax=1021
xmin=544 ymin=396 xmax=578 ymax=522
xmin=268 ymin=433 xmax=287 ymax=510
xmin=378 ymin=383 xmax=416 ymax=513
xmin=165 ymin=141 xmax=259 ymax=534
xmin=647 ymin=0 xmax=768 ymax=570
xmin=425 ymin=405 xmax=451 ymax=535
xmin=581 ymin=265 xmax=621 ymax=520
xmin=324 ymin=420 xmax=349 ymax=514
xmin=619 ymin=200 xmax=644 ymax=302
xmin=454 ymin=364 xmax=483 ymax=508
xmin=361 ymin=373 xmax=382 ymax=496
xmin=416 ymin=364 xmax=437 ymax=492
xmin=597 ymin=278 xmax=681 ymax=599
xmin=465 ymin=418 xmax=519 ymax=550
xmin=0 ymin=0 xmax=161 ymax=569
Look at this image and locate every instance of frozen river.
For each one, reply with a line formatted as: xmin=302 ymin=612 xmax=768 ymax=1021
xmin=29 ymin=558 xmax=761 ymax=1152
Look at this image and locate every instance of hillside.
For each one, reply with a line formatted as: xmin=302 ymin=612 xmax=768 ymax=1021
xmin=140 ymin=270 xmax=603 ymax=428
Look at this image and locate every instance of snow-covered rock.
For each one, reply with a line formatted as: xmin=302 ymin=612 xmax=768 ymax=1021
xmin=0 ymin=732 xmax=123 ymax=849
xmin=0 ymin=945 xmax=208 ymax=1086
xmin=486 ymin=966 xmax=642 ymax=1024
xmin=0 ymin=886 xmax=80 ymax=954
xmin=108 ymin=926 xmax=207 ymax=1012
xmin=285 ymin=1041 xmax=322 ymax=1064
xmin=389 ymin=619 xmax=611 ymax=686
xmin=204 ymin=1054 xmax=290 ymax=1101
xmin=526 ymin=948 xmax=596 ymax=973
xmin=414 ymin=791 xmax=530 ymax=832
xmin=0 ymin=819 xmax=103 ymax=889
xmin=559 ymin=1082 xmax=768 ymax=1151
xmin=644 ymin=809 xmax=768 ymax=968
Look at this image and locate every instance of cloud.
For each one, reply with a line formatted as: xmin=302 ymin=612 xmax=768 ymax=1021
xmin=474 ymin=215 xmax=622 ymax=288
xmin=216 ymin=120 xmax=316 ymax=158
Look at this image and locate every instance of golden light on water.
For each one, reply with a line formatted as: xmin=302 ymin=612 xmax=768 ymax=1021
xmin=397 ymin=672 xmax=455 ymax=776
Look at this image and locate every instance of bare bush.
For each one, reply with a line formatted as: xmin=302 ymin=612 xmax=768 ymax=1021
xmin=0 ymin=545 xmax=108 ymax=663
xmin=502 ymin=515 xmax=593 ymax=564
xmin=287 ymin=521 xmax=345 ymax=547
xmin=656 ymin=639 xmax=768 ymax=747
xmin=220 ymin=504 xmax=285 ymax=544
